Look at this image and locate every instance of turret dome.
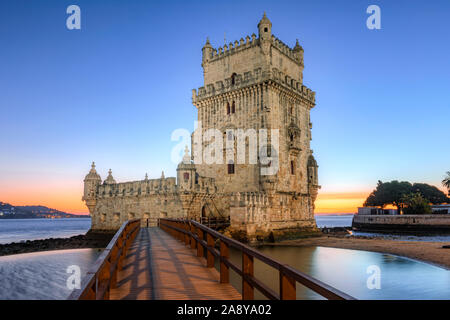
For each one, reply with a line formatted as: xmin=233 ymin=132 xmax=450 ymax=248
xmin=258 ymin=12 xmax=272 ymax=28
xmin=84 ymin=162 xmax=101 ymax=182
xmin=104 ymin=169 xmax=116 ymax=185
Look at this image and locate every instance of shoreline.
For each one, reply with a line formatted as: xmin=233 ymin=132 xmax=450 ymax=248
xmin=263 ymin=235 xmax=450 ymax=270
xmin=0 ymin=232 xmax=114 ymax=257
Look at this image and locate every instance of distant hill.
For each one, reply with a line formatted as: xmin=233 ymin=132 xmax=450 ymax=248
xmin=0 ymin=202 xmax=88 ymax=219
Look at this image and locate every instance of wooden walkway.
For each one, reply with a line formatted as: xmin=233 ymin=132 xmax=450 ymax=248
xmin=109 ymin=227 xmax=241 ymax=300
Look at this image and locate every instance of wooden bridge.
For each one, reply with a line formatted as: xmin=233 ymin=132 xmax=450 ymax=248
xmin=68 ymin=219 xmax=355 ymax=300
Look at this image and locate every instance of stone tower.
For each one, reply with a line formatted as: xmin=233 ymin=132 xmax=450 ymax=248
xmin=83 ymin=14 xmax=320 ymax=242
xmin=191 ymin=13 xmax=320 ymax=240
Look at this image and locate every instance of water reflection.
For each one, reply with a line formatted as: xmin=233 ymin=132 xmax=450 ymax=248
xmin=224 ymin=246 xmax=450 ymax=300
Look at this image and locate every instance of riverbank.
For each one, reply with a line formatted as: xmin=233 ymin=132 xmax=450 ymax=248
xmin=264 ymin=235 xmax=450 ymax=270
xmin=0 ymin=231 xmax=114 ymax=256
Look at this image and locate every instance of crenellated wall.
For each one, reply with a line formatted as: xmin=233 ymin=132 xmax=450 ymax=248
xmin=83 ymin=14 xmax=321 ymax=241
xmin=192 ymin=68 xmax=315 ymax=105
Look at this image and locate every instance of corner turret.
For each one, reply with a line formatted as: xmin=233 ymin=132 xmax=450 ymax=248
xmin=83 ymin=162 xmax=102 ymax=215
xmin=104 ymin=169 xmax=116 ymax=185
xmin=293 ymin=39 xmax=304 ymax=66
xmin=202 ymin=37 xmax=213 ymax=68
xmin=307 ymin=153 xmax=320 ymax=207
xmin=258 ymin=12 xmax=272 ymax=42
xmin=177 ymin=146 xmax=196 ymax=191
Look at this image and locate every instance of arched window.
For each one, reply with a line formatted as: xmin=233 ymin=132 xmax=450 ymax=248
xmin=290 ymin=160 xmax=295 ymax=175
xmin=183 ymin=172 xmax=189 ymax=180
xmin=231 ymin=101 xmax=236 ymax=113
xmin=227 ymin=102 xmax=230 ymax=114
xmin=201 ymin=206 xmax=207 ymax=218
xmin=231 ymin=73 xmax=237 ymax=85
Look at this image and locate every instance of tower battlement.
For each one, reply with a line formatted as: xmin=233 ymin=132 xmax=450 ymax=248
xmin=204 ymin=34 xmax=302 ymax=67
xmin=192 ymin=67 xmax=315 ymax=105
xmin=200 ymin=13 xmax=306 ymax=90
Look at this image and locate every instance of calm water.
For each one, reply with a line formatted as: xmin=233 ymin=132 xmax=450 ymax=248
xmin=315 ymin=214 xmax=354 ymax=227
xmin=0 ymin=248 xmax=101 ymax=299
xmin=0 ymin=218 xmax=91 ymax=244
xmin=225 ymin=246 xmax=450 ymax=300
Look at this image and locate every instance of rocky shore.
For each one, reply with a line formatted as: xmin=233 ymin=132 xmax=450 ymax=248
xmin=0 ymin=231 xmax=115 ymax=257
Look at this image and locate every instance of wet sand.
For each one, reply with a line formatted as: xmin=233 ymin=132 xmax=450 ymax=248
xmin=266 ymin=236 xmax=450 ymax=270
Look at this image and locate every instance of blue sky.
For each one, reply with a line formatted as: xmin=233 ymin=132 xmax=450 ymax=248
xmin=0 ymin=0 xmax=449 ymax=212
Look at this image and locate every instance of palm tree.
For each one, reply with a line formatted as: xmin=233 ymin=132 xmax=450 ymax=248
xmin=442 ymin=171 xmax=450 ymax=195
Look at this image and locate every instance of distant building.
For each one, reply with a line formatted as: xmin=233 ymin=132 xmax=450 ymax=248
xmin=431 ymin=204 xmax=450 ymax=214
xmin=357 ymin=207 xmax=398 ymax=215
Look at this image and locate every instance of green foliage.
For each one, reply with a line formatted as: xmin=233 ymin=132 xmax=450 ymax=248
xmin=442 ymin=171 xmax=450 ymax=194
xmin=364 ymin=180 xmax=449 ymax=213
xmin=364 ymin=180 xmax=412 ymax=213
xmin=411 ymin=183 xmax=449 ymax=204
xmin=401 ymin=193 xmax=432 ymax=215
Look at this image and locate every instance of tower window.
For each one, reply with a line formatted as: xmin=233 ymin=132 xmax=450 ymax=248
xmin=231 ymin=101 xmax=235 ymax=113
xmin=227 ymin=102 xmax=230 ymax=114
xmin=264 ymin=27 xmax=268 ymax=32
xmin=231 ymin=73 xmax=237 ymax=85
xmin=183 ymin=173 xmax=189 ymax=180
xmin=290 ymin=160 xmax=295 ymax=175
xmin=290 ymin=133 xmax=294 ymax=142
xmin=227 ymin=162 xmax=235 ymax=174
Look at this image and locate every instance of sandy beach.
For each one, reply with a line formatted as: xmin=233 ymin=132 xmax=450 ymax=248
xmin=265 ymin=236 xmax=450 ymax=270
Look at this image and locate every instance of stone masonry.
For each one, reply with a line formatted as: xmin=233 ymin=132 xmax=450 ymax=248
xmin=83 ymin=13 xmax=320 ymax=241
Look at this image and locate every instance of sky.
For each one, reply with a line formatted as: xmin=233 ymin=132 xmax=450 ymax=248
xmin=0 ymin=0 xmax=449 ymax=214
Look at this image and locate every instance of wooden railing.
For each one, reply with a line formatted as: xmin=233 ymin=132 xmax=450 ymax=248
xmin=195 ymin=216 xmax=230 ymax=229
xmin=67 ymin=219 xmax=141 ymax=300
xmin=159 ymin=218 xmax=355 ymax=300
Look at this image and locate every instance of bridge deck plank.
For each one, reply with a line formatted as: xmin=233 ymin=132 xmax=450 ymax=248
xmin=109 ymin=228 xmax=241 ymax=300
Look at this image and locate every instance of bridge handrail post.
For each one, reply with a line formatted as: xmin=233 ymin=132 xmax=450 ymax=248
xmin=190 ymin=222 xmax=196 ymax=249
xmin=242 ymin=251 xmax=254 ymax=300
xmin=197 ymin=226 xmax=204 ymax=258
xmin=219 ymin=239 xmax=229 ymax=283
xmin=110 ymin=244 xmax=119 ymax=289
xmin=183 ymin=220 xmax=189 ymax=245
xmin=179 ymin=220 xmax=183 ymax=241
xmin=279 ymin=265 xmax=296 ymax=300
xmin=206 ymin=232 xmax=215 ymax=268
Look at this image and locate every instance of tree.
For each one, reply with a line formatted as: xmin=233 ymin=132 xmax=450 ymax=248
xmin=442 ymin=171 xmax=450 ymax=196
xmin=364 ymin=180 xmax=412 ymax=214
xmin=411 ymin=183 xmax=449 ymax=204
xmin=401 ymin=193 xmax=432 ymax=215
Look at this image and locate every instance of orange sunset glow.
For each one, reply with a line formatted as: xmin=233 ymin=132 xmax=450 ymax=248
xmin=0 ymin=183 xmax=88 ymax=215
xmin=314 ymin=192 xmax=370 ymax=214
xmin=1 ymin=181 xmax=372 ymax=216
